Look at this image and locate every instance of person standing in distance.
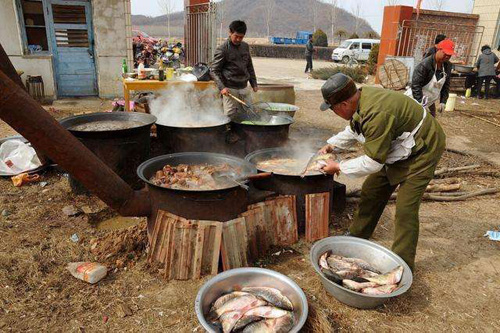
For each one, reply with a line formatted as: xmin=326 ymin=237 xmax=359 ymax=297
xmin=305 ymin=34 xmax=314 ymax=73
xmin=210 ymin=20 xmax=258 ymax=120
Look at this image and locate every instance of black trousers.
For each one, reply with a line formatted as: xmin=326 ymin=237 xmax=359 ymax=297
xmin=305 ymin=56 xmax=313 ymax=72
xmin=477 ymin=76 xmax=495 ymax=98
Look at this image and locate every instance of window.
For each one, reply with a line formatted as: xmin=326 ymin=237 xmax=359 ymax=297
xmin=17 ymin=0 xmax=49 ymax=54
xmin=52 ymin=4 xmax=89 ymax=47
xmin=362 ymin=43 xmax=372 ymax=50
xmin=350 ymin=42 xmax=360 ymax=50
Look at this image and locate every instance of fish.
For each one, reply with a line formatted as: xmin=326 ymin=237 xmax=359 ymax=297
xmin=364 ymin=266 xmax=404 ymax=286
xmin=338 ymin=257 xmax=381 ymax=274
xmin=321 ymin=267 xmax=342 ymax=284
xmin=361 ymin=284 xmax=399 ymax=295
xmin=242 ymin=287 xmax=294 ymax=311
xmin=242 ymin=312 xmax=295 ymax=333
xmin=209 ymin=294 xmax=266 ymax=320
xmin=342 ymin=279 xmax=379 ymax=291
xmin=326 ymin=257 xmax=361 ymax=272
xmin=220 ymin=311 xmax=244 ymax=333
xmin=243 ymin=306 xmax=289 ymax=319
xmin=233 ymin=315 xmax=263 ymax=331
xmin=334 ymin=269 xmax=362 ymax=280
xmin=319 ymin=251 xmax=330 ymax=270
xmin=209 ymin=291 xmax=250 ymax=315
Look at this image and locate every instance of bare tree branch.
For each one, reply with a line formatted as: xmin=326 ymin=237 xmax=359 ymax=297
xmin=157 ymin=0 xmax=174 ymax=39
xmin=265 ymin=0 xmax=276 ymax=37
xmin=429 ymin=0 xmax=447 ymax=10
xmin=385 ymin=0 xmax=400 ymax=5
xmin=310 ymin=0 xmax=319 ymax=32
xmin=329 ymin=0 xmax=339 ymax=45
xmin=351 ymin=3 xmax=362 ymax=35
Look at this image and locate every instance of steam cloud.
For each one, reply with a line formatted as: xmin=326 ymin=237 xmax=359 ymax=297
xmin=149 ymin=84 xmax=229 ymax=127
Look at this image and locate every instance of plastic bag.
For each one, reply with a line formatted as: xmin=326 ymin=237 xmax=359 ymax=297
xmin=0 ymin=139 xmax=41 ymax=175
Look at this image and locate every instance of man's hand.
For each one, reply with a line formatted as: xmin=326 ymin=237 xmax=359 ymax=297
xmin=318 ymin=144 xmax=335 ymax=155
xmin=221 ymin=88 xmax=230 ymax=96
xmin=438 ymin=103 xmax=446 ymax=113
xmin=321 ymin=160 xmax=341 ymax=176
xmin=253 ymin=86 xmax=259 ymax=93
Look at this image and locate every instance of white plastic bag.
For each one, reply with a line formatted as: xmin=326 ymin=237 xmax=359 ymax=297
xmin=0 ymin=139 xmax=41 ymax=175
xmin=179 ymin=73 xmax=198 ymax=82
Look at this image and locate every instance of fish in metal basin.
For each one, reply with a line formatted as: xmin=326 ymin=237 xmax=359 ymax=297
xmin=242 ymin=287 xmax=294 ymax=311
xmin=330 ymin=255 xmax=381 ymax=274
xmin=361 ymin=284 xmax=399 ymax=295
xmin=242 ymin=312 xmax=295 ymax=333
xmin=319 ymin=252 xmax=330 ymax=270
xmin=364 ymin=266 xmax=404 ymax=286
xmin=326 ymin=257 xmax=361 ymax=272
xmin=210 ymin=291 xmax=250 ymax=315
xmin=232 ymin=306 xmax=290 ymax=331
xmin=209 ymin=294 xmax=266 ymax=320
xmin=233 ymin=315 xmax=263 ymax=331
xmin=342 ymin=279 xmax=379 ymax=291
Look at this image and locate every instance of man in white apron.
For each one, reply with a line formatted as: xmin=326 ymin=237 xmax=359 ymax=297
xmin=407 ymin=39 xmax=455 ymax=117
xmin=318 ymin=73 xmax=446 ymax=270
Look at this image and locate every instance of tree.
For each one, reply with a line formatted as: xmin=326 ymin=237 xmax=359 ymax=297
xmin=157 ymin=0 xmax=174 ymax=40
xmin=364 ymin=32 xmax=379 ymax=39
xmin=310 ymin=0 xmax=319 ymax=32
xmin=351 ymin=3 xmax=362 ymax=35
xmin=217 ymin=0 xmax=227 ymax=44
xmin=335 ymin=29 xmax=347 ymax=44
xmin=328 ymin=0 xmax=339 ymax=46
xmin=349 ymin=33 xmax=359 ymax=39
xmin=265 ymin=0 xmax=276 ymax=37
xmin=367 ymin=43 xmax=380 ymax=74
xmin=385 ymin=0 xmax=400 ymax=5
xmin=313 ymin=29 xmax=328 ymax=47
xmin=429 ymin=0 xmax=447 ymax=10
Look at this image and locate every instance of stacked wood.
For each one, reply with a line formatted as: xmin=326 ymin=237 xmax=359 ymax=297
xmin=221 ymin=218 xmax=249 ymax=270
xmin=240 ymin=208 xmax=271 ymax=259
xmin=305 ymin=192 xmax=330 ymax=242
xmin=148 ymin=211 xmax=222 ymax=280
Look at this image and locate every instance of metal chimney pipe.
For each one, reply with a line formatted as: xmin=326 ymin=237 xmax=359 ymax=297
xmin=0 ymin=49 xmax=151 ymax=218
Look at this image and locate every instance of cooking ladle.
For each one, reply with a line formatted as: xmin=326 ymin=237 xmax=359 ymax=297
xmin=212 ymin=171 xmax=272 ymax=190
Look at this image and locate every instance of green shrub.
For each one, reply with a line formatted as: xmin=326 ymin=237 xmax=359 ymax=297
xmin=311 ymin=66 xmax=367 ymax=83
xmin=313 ymin=29 xmax=328 ymax=47
xmin=349 ymin=33 xmax=359 ymax=39
xmin=367 ymin=43 xmax=379 ymax=75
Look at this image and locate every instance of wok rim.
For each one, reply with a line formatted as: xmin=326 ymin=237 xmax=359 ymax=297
xmin=137 ymin=152 xmax=257 ymax=193
xmin=59 ymin=111 xmax=157 ymax=134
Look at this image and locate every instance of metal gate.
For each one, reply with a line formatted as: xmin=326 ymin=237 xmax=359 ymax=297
xmin=184 ymin=2 xmax=217 ymax=66
xmin=396 ymin=20 xmax=484 ymax=65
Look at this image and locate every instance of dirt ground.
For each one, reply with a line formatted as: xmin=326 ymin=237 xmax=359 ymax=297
xmin=1 ymin=77 xmax=500 ymax=332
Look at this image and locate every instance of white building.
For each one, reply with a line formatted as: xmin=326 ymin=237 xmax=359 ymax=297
xmin=0 ymin=0 xmax=133 ymax=100
xmin=473 ymin=0 xmax=500 ymax=55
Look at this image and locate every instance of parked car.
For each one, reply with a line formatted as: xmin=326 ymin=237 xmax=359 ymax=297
xmin=132 ymin=30 xmax=158 ymax=44
xmin=332 ymin=39 xmax=380 ymax=64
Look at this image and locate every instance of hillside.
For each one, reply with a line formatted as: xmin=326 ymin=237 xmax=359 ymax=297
xmin=132 ymin=0 xmax=377 ymax=41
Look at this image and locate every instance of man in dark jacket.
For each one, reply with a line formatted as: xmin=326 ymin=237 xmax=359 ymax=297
xmin=422 ymin=34 xmax=446 ymax=59
xmin=210 ymin=20 xmax=258 ymax=119
xmin=305 ymin=35 xmax=314 ymax=73
xmin=411 ymin=39 xmax=454 ymax=117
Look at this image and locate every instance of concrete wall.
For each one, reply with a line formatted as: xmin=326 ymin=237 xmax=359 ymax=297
xmin=92 ymin=0 xmax=131 ymax=98
xmin=0 ymin=0 xmax=56 ymax=98
xmin=473 ymin=0 xmax=500 ymax=56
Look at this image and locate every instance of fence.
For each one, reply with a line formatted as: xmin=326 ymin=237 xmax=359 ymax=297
xmin=185 ymin=2 xmax=217 ymax=66
xmin=396 ymin=20 xmax=484 ymax=65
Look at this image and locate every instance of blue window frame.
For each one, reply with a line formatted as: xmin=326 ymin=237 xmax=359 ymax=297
xmin=15 ymin=0 xmax=52 ymax=55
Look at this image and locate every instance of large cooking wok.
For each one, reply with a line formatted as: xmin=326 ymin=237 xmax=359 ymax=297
xmin=137 ymin=152 xmax=257 ymax=225
xmin=246 ymin=147 xmax=346 ymax=233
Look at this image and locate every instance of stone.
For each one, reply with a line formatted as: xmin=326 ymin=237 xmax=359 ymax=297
xmin=1 ymin=210 xmax=10 ymax=217
xmin=62 ymin=205 xmax=80 ymax=217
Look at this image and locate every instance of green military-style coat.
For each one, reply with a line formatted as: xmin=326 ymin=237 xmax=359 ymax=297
xmin=350 ymin=86 xmax=446 ymax=185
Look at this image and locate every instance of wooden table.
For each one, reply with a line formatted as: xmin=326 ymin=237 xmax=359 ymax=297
xmin=122 ymin=79 xmax=216 ymax=112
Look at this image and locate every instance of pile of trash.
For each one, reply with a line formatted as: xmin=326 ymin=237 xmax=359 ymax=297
xmin=133 ymin=35 xmax=185 ymax=69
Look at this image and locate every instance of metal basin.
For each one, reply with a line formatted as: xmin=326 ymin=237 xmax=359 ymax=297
xmin=255 ymin=102 xmax=299 ymax=118
xmin=195 ymin=268 xmax=308 ymax=333
xmin=310 ymin=236 xmax=413 ymax=309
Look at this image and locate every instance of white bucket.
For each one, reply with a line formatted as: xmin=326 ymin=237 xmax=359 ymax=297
xmin=445 ymin=93 xmax=457 ymax=112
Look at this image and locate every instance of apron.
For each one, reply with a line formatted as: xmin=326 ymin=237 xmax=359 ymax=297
xmin=354 ymin=106 xmax=427 ymax=165
xmin=405 ymin=67 xmax=447 ymax=107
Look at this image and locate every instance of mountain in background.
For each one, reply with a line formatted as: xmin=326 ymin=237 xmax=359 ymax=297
xmin=132 ymin=0 xmax=377 ymax=42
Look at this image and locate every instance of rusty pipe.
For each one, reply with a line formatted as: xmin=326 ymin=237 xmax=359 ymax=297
xmin=0 ymin=58 xmax=151 ymax=217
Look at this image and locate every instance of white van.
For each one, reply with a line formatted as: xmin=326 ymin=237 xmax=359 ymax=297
xmin=332 ymin=39 xmax=380 ymax=63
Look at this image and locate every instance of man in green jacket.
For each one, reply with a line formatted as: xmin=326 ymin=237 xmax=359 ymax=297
xmin=318 ymin=73 xmax=446 ymax=270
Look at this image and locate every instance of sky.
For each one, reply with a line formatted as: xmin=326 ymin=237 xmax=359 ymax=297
xmin=131 ymin=0 xmax=474 ymax=34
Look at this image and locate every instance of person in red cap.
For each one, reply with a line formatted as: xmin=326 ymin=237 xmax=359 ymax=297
xmin=407 ymin=39 xmax=455 ymax=117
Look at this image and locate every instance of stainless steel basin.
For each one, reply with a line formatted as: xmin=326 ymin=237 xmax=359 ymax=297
xmin=195 ymin=267 xmax=308 ymax=332
xmin=310 ymin=236 xmax=413 ymax=309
